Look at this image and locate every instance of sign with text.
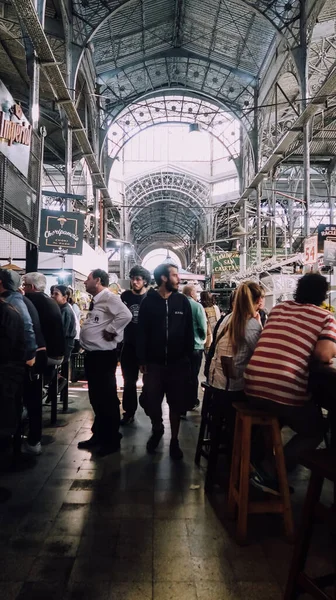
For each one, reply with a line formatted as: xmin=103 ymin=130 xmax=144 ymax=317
xmin=324 ymin=240 xmax=336 ymax=267
xmin=0 ymin=80 xmax=31 ymax=177
xmin=303 ymin=235 xmax=318 ymax=265
xmin=207 ymin=251 xmax=240 ymax=274
xmin=317 ymin=224 xmax=336 ymax=253
xmin=39 ymin=210 xmax=84 ymax=255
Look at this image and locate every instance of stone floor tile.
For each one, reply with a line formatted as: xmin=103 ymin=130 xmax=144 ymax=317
xmin=16 ymin=582 xmax=66 ymax=600
xmin=153 ymin=518 xmax=188 ymax=539
xmin=236 ymin=581 xmax=283 ymax=600
xmin=192 ymin=556 xmax=234 ymax=582
xmin=108 ymin=582 xmax=153 ymax=600
xmin=77 ymin=534 xmax=118 ymax=557
xmin=153 ymin=582 xmax=197 ymax=600
xmin=0 ymin=555 xmax=35 ymax=582
xmin=195 ymin=580 xmax=239 ymax=600
xmin=110 ymin=556 xmax=153 ymax=583
xmin=64 ymin=581 xmax=111 ymax=600
xmin=27 ymin=556 xmax=74 ymax=584
xmin=154 ymin=554 xmax=194 ymax=582
xmin=41 ymin=535 xmax=81 ymax=557
xmin=69 ymin=557 xmax=115 ymax=584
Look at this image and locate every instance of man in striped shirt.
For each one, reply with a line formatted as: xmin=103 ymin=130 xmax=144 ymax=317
xmin=245 ymin=273 xmax=336 ymax=494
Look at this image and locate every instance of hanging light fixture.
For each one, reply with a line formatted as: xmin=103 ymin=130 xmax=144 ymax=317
xmin=189 ymin=123 xmax=201 ymax=133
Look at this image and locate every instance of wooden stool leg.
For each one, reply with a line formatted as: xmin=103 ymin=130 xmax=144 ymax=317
xmin=228 ymin=413 xmax=242 ymax=516
xmin=271 ymin=421 xmax=295 ymax=542
xmin=205 ymin=417 xmax=223 ymax=491
xmin=236 ymin=416 xmax=252 ymax=545
xmin=284 ymin=471 xmax=324 ymax=600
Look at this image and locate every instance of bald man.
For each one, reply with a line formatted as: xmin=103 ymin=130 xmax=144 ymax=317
xmin=183 ymin=285 xmax=207 ymax=409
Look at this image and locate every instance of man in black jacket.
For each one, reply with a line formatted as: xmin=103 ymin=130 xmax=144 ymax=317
xmin=137 ymin=263 xmax=194 ymax=459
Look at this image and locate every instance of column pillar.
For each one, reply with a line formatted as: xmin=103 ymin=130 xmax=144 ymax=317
xmin=256 ymin=186 xmax=262 ymax=264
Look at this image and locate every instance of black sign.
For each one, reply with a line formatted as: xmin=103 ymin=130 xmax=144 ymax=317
xmin=39 ymin=210 xmax=84 ymax=255
xmin=317 ymin=224 xmax=336 ymax=253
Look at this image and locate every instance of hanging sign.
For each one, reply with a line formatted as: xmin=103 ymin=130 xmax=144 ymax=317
xmin=39 ymin=210 xmax=84 ymax=255
xmin=317 ymin=224 xmax=336 ymax=253
xmin=0 ymin=80 xmax=32 ymax=177
xmin=323 ymin=240 xmax=336 ymax=267
xmin=207 ymin=251 xmax=240 ymax=273
xmin=303 ymin=235 xmax=318 ymax=265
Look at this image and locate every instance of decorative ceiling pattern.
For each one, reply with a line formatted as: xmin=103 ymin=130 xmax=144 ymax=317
xmin=125 ymin=169 xmax=210 ymax=249
xmin=106 ymin=94 xmax=241 ymax=159
xmin=73 ymin=0 xmax=301 ymax=122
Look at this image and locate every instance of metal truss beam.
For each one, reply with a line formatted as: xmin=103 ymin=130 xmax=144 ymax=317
xmin=241 ymin=64 xmax=336 ymax=199
xmin=97 ymin=48 xmax=257 ymax=85
xmin=12 ymin=0 xmax=113 ymax=207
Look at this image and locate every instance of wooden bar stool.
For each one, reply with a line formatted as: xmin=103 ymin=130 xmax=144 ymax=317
xmin=284 ymin=449 xmax=336 ymax=600
xmin=194 ymin=382 xmax=213 ymax=465
xmin=228 ymin=402 xmax=294 ymax=545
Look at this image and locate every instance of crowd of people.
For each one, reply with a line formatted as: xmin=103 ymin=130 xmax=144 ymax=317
xmin=0 ymin=264 xmax=335 ymax=493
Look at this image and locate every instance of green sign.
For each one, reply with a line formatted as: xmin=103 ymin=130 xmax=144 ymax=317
xmin=207 ymin=251 xmax=240 ymax=273
xmin=39 ymin=209 xmax=84 ymax=255
xmin=248 ymin=248 xmax=285 ymax=262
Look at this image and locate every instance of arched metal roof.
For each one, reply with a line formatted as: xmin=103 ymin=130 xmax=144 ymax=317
xmin=106 ymin=93 xmax=241 ymax=160
xmin=73 ymin=0 xmax=301 ymax=121
xmin=125 ymin=169 xmax=210 ymax=253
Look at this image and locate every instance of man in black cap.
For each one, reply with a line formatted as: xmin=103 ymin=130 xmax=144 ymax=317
xmin=0 ymin=269 xmax=47 ymax=455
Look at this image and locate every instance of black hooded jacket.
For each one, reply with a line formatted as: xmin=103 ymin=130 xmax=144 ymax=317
xmin=137 ymin=288 xmax=194 ymax=366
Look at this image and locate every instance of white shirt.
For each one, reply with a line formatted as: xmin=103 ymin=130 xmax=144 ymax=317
xmin=80 ymin=288 xmax=132 ymax=352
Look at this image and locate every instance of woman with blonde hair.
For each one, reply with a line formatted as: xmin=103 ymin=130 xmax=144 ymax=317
xmin=205 ymin=281 xmax=263 ymax=487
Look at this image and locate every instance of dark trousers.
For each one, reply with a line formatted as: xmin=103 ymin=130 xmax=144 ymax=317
xmin=84 ymin=350 xmax=120 ymax=447
xmin=120 ymin=343 xmax=139 ymax=417
xmin=23 ymin=367 xmax=43 ymax=446
xmin=249 ymin=397 xmax=325 ymax=472
xmin=142 ymin=361 xmax=190 ymax=430
xmin=190 ymin=350 xmax=203 ymax=408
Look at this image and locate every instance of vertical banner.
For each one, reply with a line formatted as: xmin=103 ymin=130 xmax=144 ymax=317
xmin=39 ymin=210 xmax=84 ymax=255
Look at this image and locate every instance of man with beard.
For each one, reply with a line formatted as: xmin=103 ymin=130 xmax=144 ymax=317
xmin=120 ymin=265 xmax=151 ymax=425
xmin=137 ymin=263 xmax=194 ymax=459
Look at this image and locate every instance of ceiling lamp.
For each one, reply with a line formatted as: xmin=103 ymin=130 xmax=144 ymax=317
xmin=189 ymin=123 xmax=201 ymax=133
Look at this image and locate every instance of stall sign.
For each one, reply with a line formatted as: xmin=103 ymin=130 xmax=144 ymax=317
xmin=317 ymin=224 xmax=336 ymax=253
xmin=207 ymin=251 xmax=240 ymax=273
xmin=39 ymin=210 xmax=84 ymax=255
xmin=323 ymin=240 xmax=336 ymax=267
xmin=0 ymin=80 xmax=33 ymax=177
xmin=303 ymin=235 xmax=318 ymax=265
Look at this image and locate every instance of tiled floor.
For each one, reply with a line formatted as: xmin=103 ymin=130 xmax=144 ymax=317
xmin=0 ymin=384 xmax=333 ymax=600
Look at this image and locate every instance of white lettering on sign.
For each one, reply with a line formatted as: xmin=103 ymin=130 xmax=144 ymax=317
xmin=303 ymin=235 xmax=318 ymax=265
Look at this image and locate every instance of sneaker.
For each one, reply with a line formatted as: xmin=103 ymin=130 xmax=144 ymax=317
xmin=250 ymin=471 xmax=280 ymax=496
xmin=191 ymin=400 xmax=200 ymax=410
xmin=120 ymin=414 xmax=135 ymax=426
xmin=23 ymin=441 xmax=42 ymax=456
xmin=146 ymin=427 xmax=164 ymax=454
xmin=169 ymin=439 xmax=183 ymax=460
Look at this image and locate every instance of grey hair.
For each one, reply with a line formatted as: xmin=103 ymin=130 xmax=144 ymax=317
xmin=23 ymin=272 xmax=47 ymax=292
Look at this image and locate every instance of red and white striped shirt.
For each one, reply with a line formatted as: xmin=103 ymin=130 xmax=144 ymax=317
xmin=245 ymin=301 xmax=336 ymax=406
